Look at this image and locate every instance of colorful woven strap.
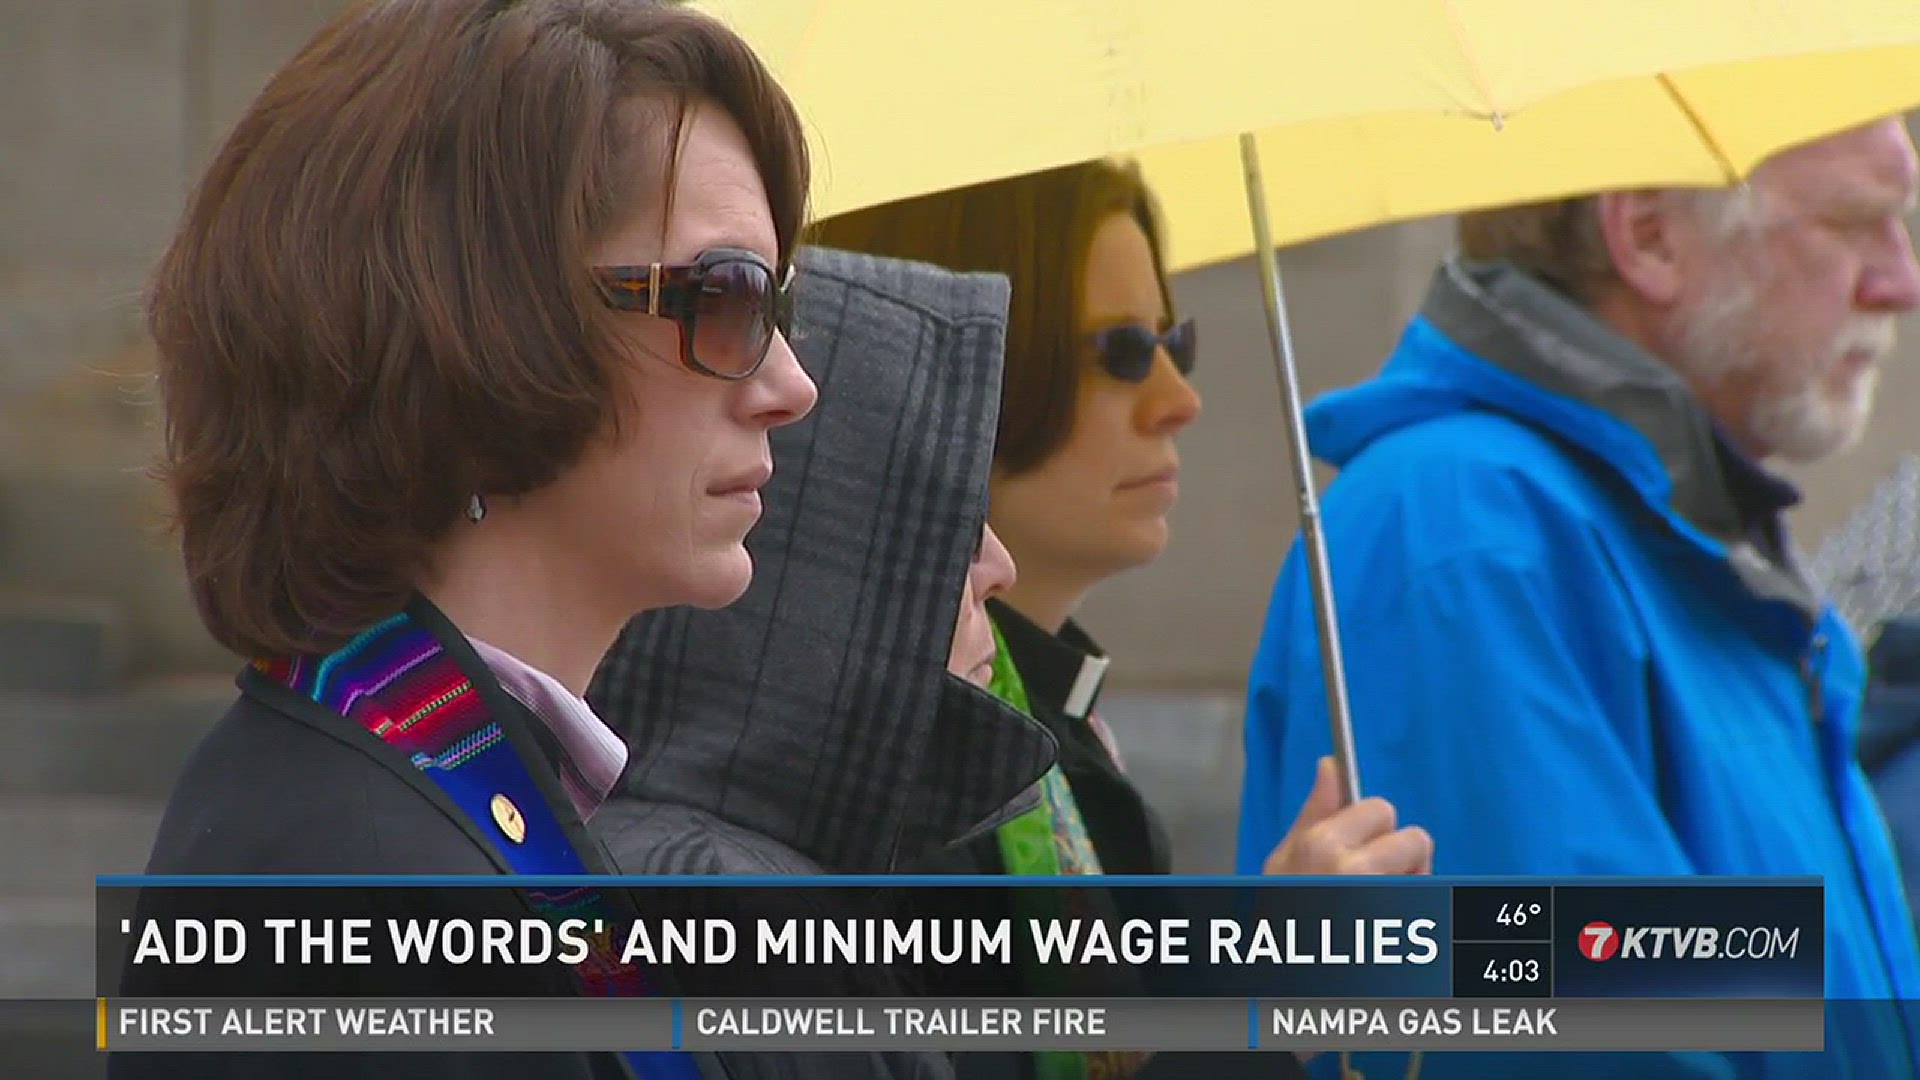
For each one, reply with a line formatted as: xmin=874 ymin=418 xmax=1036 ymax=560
xmin=259 ymin=613 xmax=700 ymax=1080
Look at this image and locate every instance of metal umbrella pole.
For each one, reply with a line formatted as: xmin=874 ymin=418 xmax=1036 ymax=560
xmin=1238 ymin=133 xmax=1363 ymax=807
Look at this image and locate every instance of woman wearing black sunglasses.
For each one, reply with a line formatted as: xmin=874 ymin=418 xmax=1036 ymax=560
xmin=811 ymin=161 xmax=1434 ymax=883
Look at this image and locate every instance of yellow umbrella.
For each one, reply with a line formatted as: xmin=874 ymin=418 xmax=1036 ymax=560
xmin=693 ymin=0 xmax=1920 ymax=807
xmin=1143 ymin=43 xmax=1920 ymax=268
xmin=696 ymin=0 xmax=1920 ymax=251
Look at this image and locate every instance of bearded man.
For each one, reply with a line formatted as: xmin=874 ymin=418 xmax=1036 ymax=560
xmin=1240 ymin=118 xmax=1920 ymax=1079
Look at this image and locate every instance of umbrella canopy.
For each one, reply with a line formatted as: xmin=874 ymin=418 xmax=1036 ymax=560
xmin=693 ymin=0 xmax=1920 ymax=814
xmin=695 ymin=0 xmax=1920 ymax=265
xmin=1143 ymin=43 xmax=1920 ymax=267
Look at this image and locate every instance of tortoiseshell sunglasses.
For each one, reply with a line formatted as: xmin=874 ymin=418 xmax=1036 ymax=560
xmin=594 ymin=247 xmax=794 ymax=380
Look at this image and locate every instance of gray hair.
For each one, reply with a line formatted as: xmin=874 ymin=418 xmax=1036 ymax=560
xmin=1677 ymin=181 xmax=1775 ymax=244
xmin=1455 ymin=179 xmax=1774 ymax=300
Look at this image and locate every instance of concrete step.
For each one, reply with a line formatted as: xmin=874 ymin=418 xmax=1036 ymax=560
xmin=0 ymin=397 xmax=235 ymax=681
xmin=0 ymin=801 xmax=165 ymax=1008
xmin=0 ymin=1000 xmax=98 ymax=1080
xmin=0 ymin=898 xmax=99 ymax=1000
xmin=0 ymin=287 xmax=148 ymax=410
xmin=0 ymin=679 xmax=231 ymax=801
xmin=0 ymin=595 xmax=129 ymax=691
xmin=0 ymin=456 xmax=230 ymax=680
xmin=0 ymin=801 xmax=164 ymax=901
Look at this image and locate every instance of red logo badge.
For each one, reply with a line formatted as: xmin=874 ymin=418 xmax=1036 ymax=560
xmin=1579 ymin=921 xmax=1620 ymax=961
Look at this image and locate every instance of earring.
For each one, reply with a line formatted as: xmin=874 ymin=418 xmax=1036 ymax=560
xmin=465 ymin=493 xmax=486 ymax=524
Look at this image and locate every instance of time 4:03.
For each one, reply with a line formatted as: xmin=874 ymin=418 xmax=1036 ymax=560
xmin=1485 ymin=958 xmax=1542 ymax=983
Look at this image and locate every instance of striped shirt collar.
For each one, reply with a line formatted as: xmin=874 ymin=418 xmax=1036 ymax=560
xmin=467 ymin=636 xmax=627 ymax=822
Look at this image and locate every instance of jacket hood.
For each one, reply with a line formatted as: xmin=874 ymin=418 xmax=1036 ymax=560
xmin=587 ymin=246 xmax=1056 ymax=872
xmin=1309 ymin=256 xmax=1820 ymax=615
xmin=1309 ymin=259 xmax=1708 ymax=500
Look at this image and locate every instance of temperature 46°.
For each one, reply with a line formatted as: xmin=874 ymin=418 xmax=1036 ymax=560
xmin=1496 ymin=902 xmax=1544 ymax=928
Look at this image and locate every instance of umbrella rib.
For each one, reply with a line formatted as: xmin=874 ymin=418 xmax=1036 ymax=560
xmin=1655 ymin=71 xmax=1740 ymax=182
xmin=1439 ymin=0 xmax=1504 ymax=127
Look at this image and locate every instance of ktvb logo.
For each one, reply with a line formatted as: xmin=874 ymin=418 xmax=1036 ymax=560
xmin=1578 ymin=921 xmax=1802 ymax=962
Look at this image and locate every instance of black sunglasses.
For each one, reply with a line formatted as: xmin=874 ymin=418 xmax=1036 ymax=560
xmin=593 ymin=247 xmax=794 ymax=380
xmin=1085 ymin=318 xmax=1197 ymax=383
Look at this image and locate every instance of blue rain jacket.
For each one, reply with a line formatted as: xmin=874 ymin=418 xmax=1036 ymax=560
xmin=1238 ymin=261 xmax=1920 ymax=1079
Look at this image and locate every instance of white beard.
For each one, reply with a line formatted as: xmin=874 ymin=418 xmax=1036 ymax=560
xmin=1670 ymin=265 xmax=1894 ymax=463
xmin=1750 ymin=357 xmax=1881 ymax=462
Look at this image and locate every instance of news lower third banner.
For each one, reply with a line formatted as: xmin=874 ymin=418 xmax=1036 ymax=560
xmin=95 ymin=876 xmax=1826 ymax=1054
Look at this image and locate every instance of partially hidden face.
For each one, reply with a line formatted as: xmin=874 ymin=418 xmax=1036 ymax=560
xmin=1669 ymin=118 xmax=1920 ymax=462
xmin=521 ymin=100 xmax=817 ymax=613
xmin=949 ymin=524 xmax=1017 ymax=689
xmin=986 ymin=211 xmax=1203 ymax=584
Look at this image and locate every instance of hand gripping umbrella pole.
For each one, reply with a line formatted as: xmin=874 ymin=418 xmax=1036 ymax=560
xmin=1239 ymin=133 xmax=1363 ymax=809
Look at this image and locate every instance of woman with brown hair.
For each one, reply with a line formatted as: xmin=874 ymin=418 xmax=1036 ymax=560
xmin=811 ymin=161 xmax=1434 ymax=882
xmin=117 ymin=2 xmax=815 ymax=1078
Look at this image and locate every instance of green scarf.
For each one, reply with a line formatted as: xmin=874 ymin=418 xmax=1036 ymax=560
xmin=986 ymin=619 xmax=1096 ymax=1080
